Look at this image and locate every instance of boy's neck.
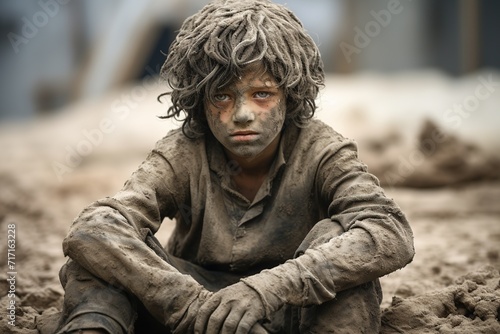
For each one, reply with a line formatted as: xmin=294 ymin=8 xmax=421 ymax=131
xmin=224 ymin=135 xmax=281 ymax=202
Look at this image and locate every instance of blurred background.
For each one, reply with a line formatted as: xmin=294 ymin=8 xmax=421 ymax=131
xmin=1 ymin=0 xmax=499 ymax=120
xmin=0 ymin=0 xmax=499 ymax=188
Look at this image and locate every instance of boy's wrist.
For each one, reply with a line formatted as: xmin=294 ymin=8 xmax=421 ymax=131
xmin=240 ymin=262 xmax=303 ymax=318
xmin=172 ymin=288 xmax=213 ymax=333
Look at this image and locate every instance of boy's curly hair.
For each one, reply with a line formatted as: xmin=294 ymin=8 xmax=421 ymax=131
xmin=158 ymin=0 xmax=325 ymax=137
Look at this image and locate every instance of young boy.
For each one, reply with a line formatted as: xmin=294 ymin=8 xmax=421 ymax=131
xmin=45 ymin=0 xmax=414 ymax=333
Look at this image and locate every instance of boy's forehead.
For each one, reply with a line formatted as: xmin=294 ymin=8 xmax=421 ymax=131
xmin=227 ymin=66 xmax=278 ymax=89
xmin=243 ymin=69 xmax=276 ymax=83
xmin=245 ymin=62 xmax=276 ymax=80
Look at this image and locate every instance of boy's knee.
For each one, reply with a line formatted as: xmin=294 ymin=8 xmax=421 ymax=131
xmin=59 ymin=259 xmax=91 ymax=287
xmin=56 ymin=260 xmax=136 ymax=334
xmin=299 ymin=280 xmax=382 ymax=333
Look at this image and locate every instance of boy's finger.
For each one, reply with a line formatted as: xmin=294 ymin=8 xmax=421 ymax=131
xmin=249 ymin=323 xmax=269 ymax=334
xmin=194 ymin=296 xmax=221 ymax=333
xmin=219 ymin=308 xmax=246 ymax=334
xmin=205 ymin=304 xmax=231 ymax=334
xmin=235 ymin=311 xmax=261 ymax=334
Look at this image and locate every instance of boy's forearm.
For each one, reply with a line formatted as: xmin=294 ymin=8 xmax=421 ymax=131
xmin=62 ymin=203 xmax=204 ymax=330
xmin=242 ymin=213 xmax=414 ymax=313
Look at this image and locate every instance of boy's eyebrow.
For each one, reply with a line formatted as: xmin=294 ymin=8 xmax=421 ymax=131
xmin=248 ymin=81 xmax=279 ymax=89
xmin=248 ymin=84 xmax=279 ymax=89
xmin=217 ymin=84 xmax=279 ymax=93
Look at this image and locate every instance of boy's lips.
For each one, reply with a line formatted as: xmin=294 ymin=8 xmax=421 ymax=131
xmin=231 ymin=130 xmax=258 ymax=136
xmin=230 ymin=130 xmax=259 ymax=141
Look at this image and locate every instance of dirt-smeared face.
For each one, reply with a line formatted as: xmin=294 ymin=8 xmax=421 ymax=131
xmin=205 ymin=68 xmax=286 ymax=161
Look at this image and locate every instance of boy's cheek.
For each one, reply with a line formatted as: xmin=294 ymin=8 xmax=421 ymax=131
xmin=207 ymin=113 xmax=229 ymax=132
xmin=207 ymin=105 xmax=231 ymax=119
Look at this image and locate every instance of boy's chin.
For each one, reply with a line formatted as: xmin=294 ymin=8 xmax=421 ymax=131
xmin=230 ymin=149 xmax=263 ymax=161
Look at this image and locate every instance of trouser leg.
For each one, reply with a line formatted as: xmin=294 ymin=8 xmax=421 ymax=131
xmin=52 ymin=258 xmax=172 ymax=334
xmin=53 ymin=259 xmax=137 ymax=334
xmin=299 ymin=280 xmax=382 ymax=334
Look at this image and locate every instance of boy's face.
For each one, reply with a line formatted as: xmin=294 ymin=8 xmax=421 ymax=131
xmin=205 ymin=67 xmax=286 ymax=161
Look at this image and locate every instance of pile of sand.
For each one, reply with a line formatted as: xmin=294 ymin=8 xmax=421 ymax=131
xmin=362 ymin=119 xmax=500 ymax=188
xmin=381 ymin=266 xmax=500 ymax=333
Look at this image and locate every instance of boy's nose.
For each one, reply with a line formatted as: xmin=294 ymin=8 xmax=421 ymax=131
xmin=232 ymin=102 xmax=255 ymax=124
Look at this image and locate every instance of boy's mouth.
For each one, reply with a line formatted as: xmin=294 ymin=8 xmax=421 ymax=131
xmin=230 ymin=131 xmax=259 ymax=141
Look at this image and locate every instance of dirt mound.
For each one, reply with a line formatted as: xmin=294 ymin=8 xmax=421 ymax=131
xmin=381 ymin=266 xmax=500 ymax=333
xmin=365 ymin=119 xmax=500 ymax=188
xmin=0 ymin=284 xmax=61 ymax=334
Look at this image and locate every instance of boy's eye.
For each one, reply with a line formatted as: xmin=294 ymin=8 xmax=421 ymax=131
xmin=214 ymin=94 xmax=230 ymax=102
xmin=254 ymin=91 xmax=271 ymax=99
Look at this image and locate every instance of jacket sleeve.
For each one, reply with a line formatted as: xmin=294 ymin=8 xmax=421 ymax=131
xmin=62 ymin=141 xmax=206 ymax=330
xmin=242 ymin=138 xmax=415 ymax=316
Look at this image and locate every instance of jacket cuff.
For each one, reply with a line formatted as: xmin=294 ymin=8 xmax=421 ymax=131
xmin=241 ymin=248 xmax=337 ymax=318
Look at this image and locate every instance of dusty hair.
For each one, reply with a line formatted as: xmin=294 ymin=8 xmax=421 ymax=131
xmin=158 ymin=0 xmax=324 ymax=137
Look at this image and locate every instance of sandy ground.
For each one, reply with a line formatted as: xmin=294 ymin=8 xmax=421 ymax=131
xmin=0 ymin=71 xmax=499 ymax=333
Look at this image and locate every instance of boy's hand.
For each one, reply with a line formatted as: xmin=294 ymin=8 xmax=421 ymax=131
xmin=175 ymin=289 xmax=213 ymax=333
xmin=194 ymin=281 xmax=266 ymax=334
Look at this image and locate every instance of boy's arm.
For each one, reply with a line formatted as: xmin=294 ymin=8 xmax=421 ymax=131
xmin=62 ymin=149 xmax=207 ymax=331
xmin=242 ymin=140 xmax=415 ymax=315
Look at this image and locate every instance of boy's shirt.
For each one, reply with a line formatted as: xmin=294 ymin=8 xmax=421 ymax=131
xmin=64 ymin=118 xmax=413 ymax=316
xmin=90 ymin=119 xmax=372 ymax=270
xmin=166 ymin=120 xmax=324 ymax=274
